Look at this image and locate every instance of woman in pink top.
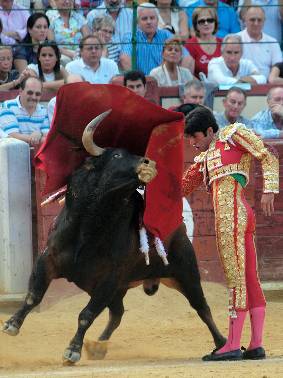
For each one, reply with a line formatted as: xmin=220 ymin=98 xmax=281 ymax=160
xmin=185 ymin=7 xmax=222 ymax=79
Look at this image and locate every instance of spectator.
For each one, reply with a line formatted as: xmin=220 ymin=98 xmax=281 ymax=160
xmin=150 ymin=37 xmax=193 ymax=86
xmin=0 ymin=128 xmax=7 ymax=138
xmin=268 ymin=62 xmax=283 ymax=84
xmin=185 ymin=7 xmax=222 ymax=79
xmin=183 ymin=79 xmax=206 ymax=104
xmin=238 ymin=0 xmax=283 ymax=42
xmin=150 ymin=0 xmax=189 ymax=39
xmin=0 ymin=77 xmax=49 ymax=146
xmin=13 ymin=13 xmax=50 ymax=74
xmin=120 ymin=3 xmax=193 ymax=75
xmin=185 ymin=0 xmax=240 ymax=38
xmin=65 ymin=35 xmax=119 ymax=83
xmin=92 ymin=15 xmax=121 ymax=64
xmin=0 ymin=46 xmax=31 ymax=91
xmin=0 ymin=0 xmax=30 ymax=45
xmin=87 ymin=0 xmax=133 ymax=42
xmin=47 ymin=0 xmax=90 ymax=65
xmin=47 ymin=73 xmax=84 ymax=123
xmin=27 ymin=41 xmax=68 ymax=92
xmin=207 ymin=34 xmax=266 ymax=85
xmin=123 ymin=70 xmax=147 ymax=97
xmin=237 ymin=6 xmax=282 ymax=79
xmin=214 ymin=87 xmax=251 ymax=128
xmin=251 ymin=86 xmax=283 ymax=138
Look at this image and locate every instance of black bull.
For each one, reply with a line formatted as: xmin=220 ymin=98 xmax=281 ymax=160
xmin=3 ymin=139 xmax=225 ymax=364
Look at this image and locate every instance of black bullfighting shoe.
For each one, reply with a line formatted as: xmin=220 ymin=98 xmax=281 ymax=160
xmin=242 ymin=347 xmax=266 ymax=360
xmin=202 ymin=349 xmax=243 ymax=361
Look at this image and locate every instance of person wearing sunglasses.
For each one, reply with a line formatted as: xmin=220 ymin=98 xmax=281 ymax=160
xmin=185 ymin=7 xmax=222 ymax=79
xmin=237 ymin=6 xmax=282 ymax=79
xmin=185 ymin=0 xmax=240 ymax=38
xmin=0 ymin=76 xmax=49 ymax=146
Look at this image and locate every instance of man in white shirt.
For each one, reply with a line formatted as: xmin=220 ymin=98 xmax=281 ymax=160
xmin=65 ymin=35 xmax=119 ymax=84
xmin=208 ymin=34 xmax=266 ymax=85
xmin=237 ymin=6 xmax=282 ymax=79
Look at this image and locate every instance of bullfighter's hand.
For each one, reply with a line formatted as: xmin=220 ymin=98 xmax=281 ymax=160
xmin=137 ymin=161 xmax=157 ymax=184
xmin=261 ymin=193 xmax=275 ymax=216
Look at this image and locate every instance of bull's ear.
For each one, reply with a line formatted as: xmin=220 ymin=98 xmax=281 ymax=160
xmin=82 ymin=110 xmax=112 ymax=156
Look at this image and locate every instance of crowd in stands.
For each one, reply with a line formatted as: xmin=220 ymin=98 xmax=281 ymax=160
xmin=0 ymin=0 xmax=283 ymax=144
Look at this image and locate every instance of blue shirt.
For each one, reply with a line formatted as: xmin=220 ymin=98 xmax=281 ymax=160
xmin=121 ymin=28 xmax=189 ymax=75
xmin=251 ymin=109 xmax=281 ymax=139
xmin=185 ymin=0 xmax=240 ymax=38
xmin=214 ymin=111 xmax=252 ymax=129
xmin=1 ymin=96 xmax=49 ymax=135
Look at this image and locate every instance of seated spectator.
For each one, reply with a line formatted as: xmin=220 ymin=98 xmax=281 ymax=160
xmin=0 ymin=77 xmax=49 ymax=146
xmin=185 ymin=0 xmax=240 ymax=38
xmin=207 ymin=34 xmax=266 ymax=85
xmin=0 ymin=46 xmax=31 ymax=91
xmin=13 ymin=13 xmax=50 ymax=73
xmin=214 ymin=87 xmax=251 ymax=128
xmin=150 ymin=0 xmax=189 ymax=39
xmin=185 ymin=7 xmax=222 ymax=79
xmin=268 ymin=62 xmax=283 ymax=84
xmin=87 ymin=0 xmax=133 ymax=43
xmin=251 ymin=86 xmax=283 ymax=138
xmin=92 ymin=15 xmax=121 ymax=64
xmin=0 ymin=128 xmax=7 ymax=138
xmin=27 ymin=41 xmax=68 ymax=92
xmin=237 ymin=6 xmax=282 ymax=79
xmin=123 ymin=70 xmax=147 ymax=97
xmin=47 ymin=0 xmax=90 ymax=65
xmin=120 ymin=3 xmax=193 ymax=75
xmin=238 ymin=0 xmax=283 ymax=43
xmin=183 ymin=79 xmax=206 ymax=104
xmin=65 ymin=35 xmax=119 ymax=83
xmin=150 ymin=37 xmax=193 ymax=86
xmin=47 ymin=73 xmax=84 ymax=123
xmin=0 ymin=0 xmax=30 ymax=45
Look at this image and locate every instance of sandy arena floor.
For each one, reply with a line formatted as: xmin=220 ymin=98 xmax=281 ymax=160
xmin=0 ymin=281 xmax=282 ymax=378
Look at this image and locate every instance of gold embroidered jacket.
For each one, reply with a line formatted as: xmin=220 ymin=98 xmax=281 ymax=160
xmin=183 ymin=123 xmax=279 ymax=195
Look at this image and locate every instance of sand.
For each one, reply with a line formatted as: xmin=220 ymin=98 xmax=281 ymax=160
xmin=0 ymin=281 xmax=282 ymax=378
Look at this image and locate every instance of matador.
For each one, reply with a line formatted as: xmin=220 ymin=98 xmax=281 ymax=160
xmin=182 ymin=106 xmax=279 ymax=361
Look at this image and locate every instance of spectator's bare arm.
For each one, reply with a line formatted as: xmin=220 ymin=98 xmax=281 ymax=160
xmin=120 ymin=53 xmax=132 ymax=71
xmin=268 ymin=66 xmax=283 ymax=84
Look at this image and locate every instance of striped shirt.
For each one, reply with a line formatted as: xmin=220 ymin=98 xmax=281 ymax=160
xmin=121 ymin=29 xmax=189 ymax=75
xmin=1 ymin=96 xmax=50 ymax=135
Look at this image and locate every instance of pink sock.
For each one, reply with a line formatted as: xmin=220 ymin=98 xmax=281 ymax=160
xmin=248 ymin=306 xmax=265 ymax=350
xmin=216 ymin=311 xmax=247 ymax=354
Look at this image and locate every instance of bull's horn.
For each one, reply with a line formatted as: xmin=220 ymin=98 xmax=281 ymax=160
xmin=82 ymin=109 xmax=112 ymax=156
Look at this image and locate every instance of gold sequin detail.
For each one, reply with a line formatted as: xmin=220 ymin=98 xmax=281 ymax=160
xmin=213 ymin=176 xmax=247 ymax=310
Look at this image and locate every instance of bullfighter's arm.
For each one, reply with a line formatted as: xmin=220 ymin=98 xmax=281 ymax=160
xmin=231 ymin=125 xmax=279 ymax=194
xmin=182 ymin=162 xmax=204 ymax=196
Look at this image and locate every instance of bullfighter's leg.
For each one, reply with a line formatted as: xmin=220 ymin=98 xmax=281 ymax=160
xmin=3 ymin=250 xmax=56 ymax=336
xmin=84 ymin=288 xmax=127 ymax=360
xmin=63 ymin=277 xmax=118 ymax=364
xmin=169 ymin=224 xmax=226 ymax=349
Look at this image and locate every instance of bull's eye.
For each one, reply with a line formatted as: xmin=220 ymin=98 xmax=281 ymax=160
xmin=113 ymin=153 xmax=122 ymax=159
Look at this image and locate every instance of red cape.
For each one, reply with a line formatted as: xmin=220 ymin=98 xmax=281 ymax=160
xmin=34 ymin=83 xmax=184 ymax=240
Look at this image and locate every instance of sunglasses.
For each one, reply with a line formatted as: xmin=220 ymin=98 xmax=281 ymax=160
xmin=197 ymin=18 xmax=215 ymax=25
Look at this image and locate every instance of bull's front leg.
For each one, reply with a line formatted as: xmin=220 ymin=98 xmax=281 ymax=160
xmin=3 ymin=251 xmax=55 ymax=336
xmin=63 ymin=278 xmax=118 ymax=364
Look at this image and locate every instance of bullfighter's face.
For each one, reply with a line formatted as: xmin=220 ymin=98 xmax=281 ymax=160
xmin=187 ymin=127 xmax=214 ymax=152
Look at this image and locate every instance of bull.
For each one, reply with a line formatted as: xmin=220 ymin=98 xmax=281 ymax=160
xmin=3 ymin=111 xmax=225 ymax=364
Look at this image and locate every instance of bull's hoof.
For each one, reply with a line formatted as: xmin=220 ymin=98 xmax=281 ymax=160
xmin=62 ymin=348 xmax=81 ymax=365
xmin=84 ymin=340 xmax=108 ymax=360
xmin=2 ymin=320 xmax=20 ymax=336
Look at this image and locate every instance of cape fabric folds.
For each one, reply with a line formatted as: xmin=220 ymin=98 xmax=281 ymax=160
xmin=34 ymin=83 xmax=184 ymax=240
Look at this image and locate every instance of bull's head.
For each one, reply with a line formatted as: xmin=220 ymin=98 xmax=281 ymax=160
xmin=82 ymin=110 xmax=157 ymax=185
